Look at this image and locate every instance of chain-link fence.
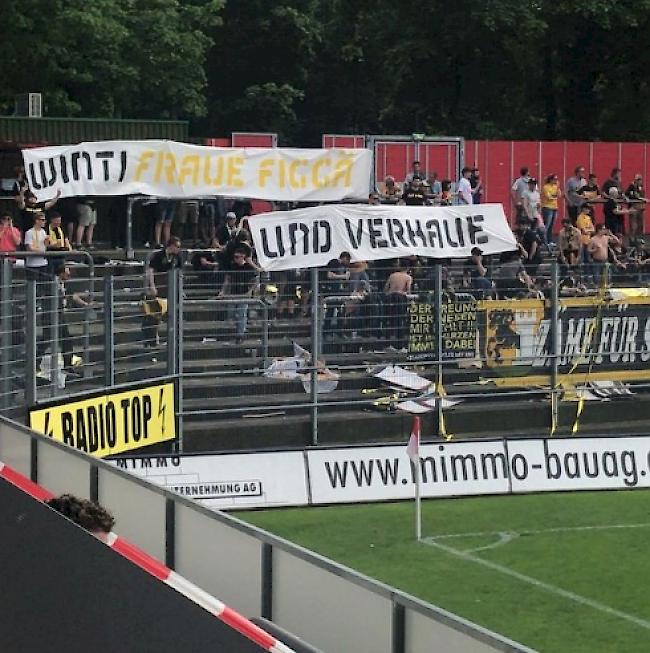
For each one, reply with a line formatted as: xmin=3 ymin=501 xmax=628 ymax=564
xmin=7 ymin=251 xmax=650 ymax=447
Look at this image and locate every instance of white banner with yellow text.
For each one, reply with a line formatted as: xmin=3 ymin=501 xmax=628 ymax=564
xmin=22 ymin=140 xmax=372 ymax=202
xmin=248 ymin=203 xmax=517 ymax=271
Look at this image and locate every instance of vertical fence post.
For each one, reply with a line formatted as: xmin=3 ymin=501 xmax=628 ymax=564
xmin=49 ymin=276 xmax=59 ymax=398
xmin=261 ymin=299 xmax=270 ymax=370
xmin=104 ymin=273 xmax=115 ymax=388
xmin=126 ymin=196 xmax=135 ymax=260
xmin=310 ymin=267 xmax=320 ymax=446
xmin=167 ymin=268 xmax=179 ymax=378
xmin=551 ymin=261 xmax=560 ymax=434
xmin=0 ymin=259 xmax=13 ymax=412
xmin=177 ymin=268 xmax=184 ymax=454
xmin=434 ymin=264 xmax=443 ymax=438
xmin=25 ymin=278 xmax=37 ymax=408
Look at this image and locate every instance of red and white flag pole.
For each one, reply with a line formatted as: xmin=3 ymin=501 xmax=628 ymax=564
xmin=406 ymin=415 xmax=422 ymax=540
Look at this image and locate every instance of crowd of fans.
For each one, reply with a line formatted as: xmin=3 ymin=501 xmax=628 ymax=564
xmin=2 ymin=158 xmax=649 ymax=352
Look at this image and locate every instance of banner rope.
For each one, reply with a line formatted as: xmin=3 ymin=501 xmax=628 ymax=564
xmin=569 ymin=266 xmax=610 ymax=435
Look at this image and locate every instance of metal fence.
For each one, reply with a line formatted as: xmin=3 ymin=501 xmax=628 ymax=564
xmin=6 ymin=250 xmax=650 ymax=445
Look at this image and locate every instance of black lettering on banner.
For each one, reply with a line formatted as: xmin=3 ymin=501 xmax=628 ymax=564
xmin=75 ymin=408 xmax=88 ymax=452
xmin=621 ymin=451 xmax=638 ymax=487
xmin=142 ymin=395 xmax=152 ymax=440
xmin=59 ymin=155 xmax=69 ymax=183
xmin=141 ymin=458 xmax=152 ymax=468
xmin=451 ymin=454 xmax=478 ymax=481
xmin=344 ymin=219 xmax=364 ymax=249
xmin=39 ymin=159 xmax=57 ymax=188
xmin=385 ymin=219 xmax=397 ymax=247
xmin=468 ymin=215 xmax=488 ymax=245
xmin=61 ymin=412 xmax=74 ymax=447
xmin=171 ymin=456 xmax=181 ymax=467
xmin=368 ymin=218 xmax=389 ymax=248
xmin=390 ymin=219 xmax=409 ymax=248
xmin=87 ymin=405 xmax=99 ymax=453
xmin=106 ymin=402 xmax=117 ymax=447
xmin=481 ymin=452 xmax=508 ymax=479
xmin=119 ymin=150 xmax=128 ymax=182
xmin=97 ymin=405 xmax=106 ymax=450
xmin=121 ymin=398 xmax=130 ymax=444
xmin=274 ymin=225 xmax=286 ymax=257
xmin=510 ymin=453 xmax=528 ymax=480
xmin=439 ymin=444 xmax=449 ymax=482
xmin=28 ymin=163 xmax=42 ymax=190
xmin=71 ymin=151 xmax=93 ymax=181
xmin=454 ymin=217 xmax=466 ymax=247
xmin=288 ymin=222 xmax=309 ymax=255
xmin=132 ymin=396 xmax=141 ymax=442
xmin=155 ymin=457 xmax=168 ymax=467
xmin=404 ymin=219 xmax=427 ymax=248
xmin=260 ymin=228 xmax=278 ymax=259
xmin=563 ymin=452 xmax=580 ymax=479
xmin=318 ymin=220 xmax=331 ymax=253
xmin=544 ymin=441 xmax=561 ymax=479
xmin=95 ymin=151 xmax=114 ymax=181
xmin=425 ymin=219 xmax=443 ymax=249
xmin=602 ymin=451 xmax=619 ymax=477
xmin=443 ymin=219 xmax=458 ymax=248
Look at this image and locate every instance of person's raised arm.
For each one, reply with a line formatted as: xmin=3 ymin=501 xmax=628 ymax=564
xmin=44 ymin=189 xmax=62 ymax=210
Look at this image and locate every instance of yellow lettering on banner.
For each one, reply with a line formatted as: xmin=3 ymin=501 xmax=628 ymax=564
xmin=134 ymin=150 xmax=155 ymax=181
xmin=227 ymin=156 xmax=244 ymax=188
xmin=278 ymin=160 xmax=287 ymax=188
xmin=28 ymin=382 xmax=177 ymax=459
xmin=289 ymin=160 xmax=308 ymax=189
xmin=312 ymin=158 xmax=331 ymax=188
xmin=163 ymin=153 xmax=178 ymax=184
xmin=332 ymin=156 xmax=354 ymax=187
xmin=179 ymin=155 xmax=200 ymax=186
xmin=258 ymin=158 xmax=274 ymax=187
xmin=153 ymin=152 xmax=177 ymax=184
xmin=204 ymin=156 xmax=225 ymax=186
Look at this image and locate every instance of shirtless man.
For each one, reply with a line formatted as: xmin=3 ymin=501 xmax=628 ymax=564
xmin=384 ymin=261 xmax=413 ymax=294
xmin=384 ymin=260 xmax=412 ymax=349
xmin=588 ymin=225 xmax=618 ymax=285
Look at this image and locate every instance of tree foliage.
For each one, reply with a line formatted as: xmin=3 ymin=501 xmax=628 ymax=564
xmin=4 ymin=0 xmax=650 ymax=142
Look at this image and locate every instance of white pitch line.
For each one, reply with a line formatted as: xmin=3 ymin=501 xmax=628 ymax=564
xmin=426 ymin=522 xmax=650 ymax=543
xmin=424 ymin=537 xmax=650 ymax=632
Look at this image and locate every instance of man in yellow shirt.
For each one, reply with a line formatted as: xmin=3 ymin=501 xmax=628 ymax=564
xmin=47 ymin=212 xmax=72 ymax=252
xmin=576 ymin=207 xmax=595 ymax=264
xmin=541 ymin=174 xmax=562 ymax=244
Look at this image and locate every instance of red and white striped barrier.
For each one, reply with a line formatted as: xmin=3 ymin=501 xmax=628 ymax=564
xmin=0 ymin=460 xmax=294 ymax=653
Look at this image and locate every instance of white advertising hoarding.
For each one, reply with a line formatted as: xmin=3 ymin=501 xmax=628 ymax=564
xmin=112 ymin=436 xmax=650 ymax=510
xmin=113 ymin=451 xmax=308 ymax=510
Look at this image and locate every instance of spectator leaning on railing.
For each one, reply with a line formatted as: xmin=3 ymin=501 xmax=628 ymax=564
xmin=565 ymin=165 xmax=587 ymax=223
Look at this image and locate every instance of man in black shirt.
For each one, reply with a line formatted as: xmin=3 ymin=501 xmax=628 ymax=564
xmin=143 ymin=236 xmax=182 ymax=348
xmin=402 ymin=179 xmax=427 ymax=206
xmin=17 ymin=188 xmax=61 ymax=233
xmin=321 ymin=251 xmax=351 ymax=338
xmin=218 ymin=246 xmax=258 ymax=343
xmin=603 ymin=187 xmax=628 ymax=235
xmin=626 ymin=174 xmax=647 ymax=240
xmin=602 ymin=168 xmax=623 ymax=198
xmin=517 ymin=220 xmax=542 ymax=274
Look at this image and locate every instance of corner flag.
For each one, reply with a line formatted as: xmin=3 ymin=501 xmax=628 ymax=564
xmin=406 ymin=415 xmax=421 ymax=462
xmin=406 ymin=415 xmax=422 ymax=540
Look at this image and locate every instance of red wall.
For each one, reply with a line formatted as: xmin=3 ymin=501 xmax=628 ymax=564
xmin=466 ymin=140 xmax=650 ymax=231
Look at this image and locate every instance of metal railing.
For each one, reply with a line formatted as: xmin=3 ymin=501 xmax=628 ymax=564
xmin=6 ymin=250 xmax=650 ymax=447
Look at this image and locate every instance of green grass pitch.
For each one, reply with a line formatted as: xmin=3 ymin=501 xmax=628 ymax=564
xmin=237 ymin=490 xmax=650 ymax=652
